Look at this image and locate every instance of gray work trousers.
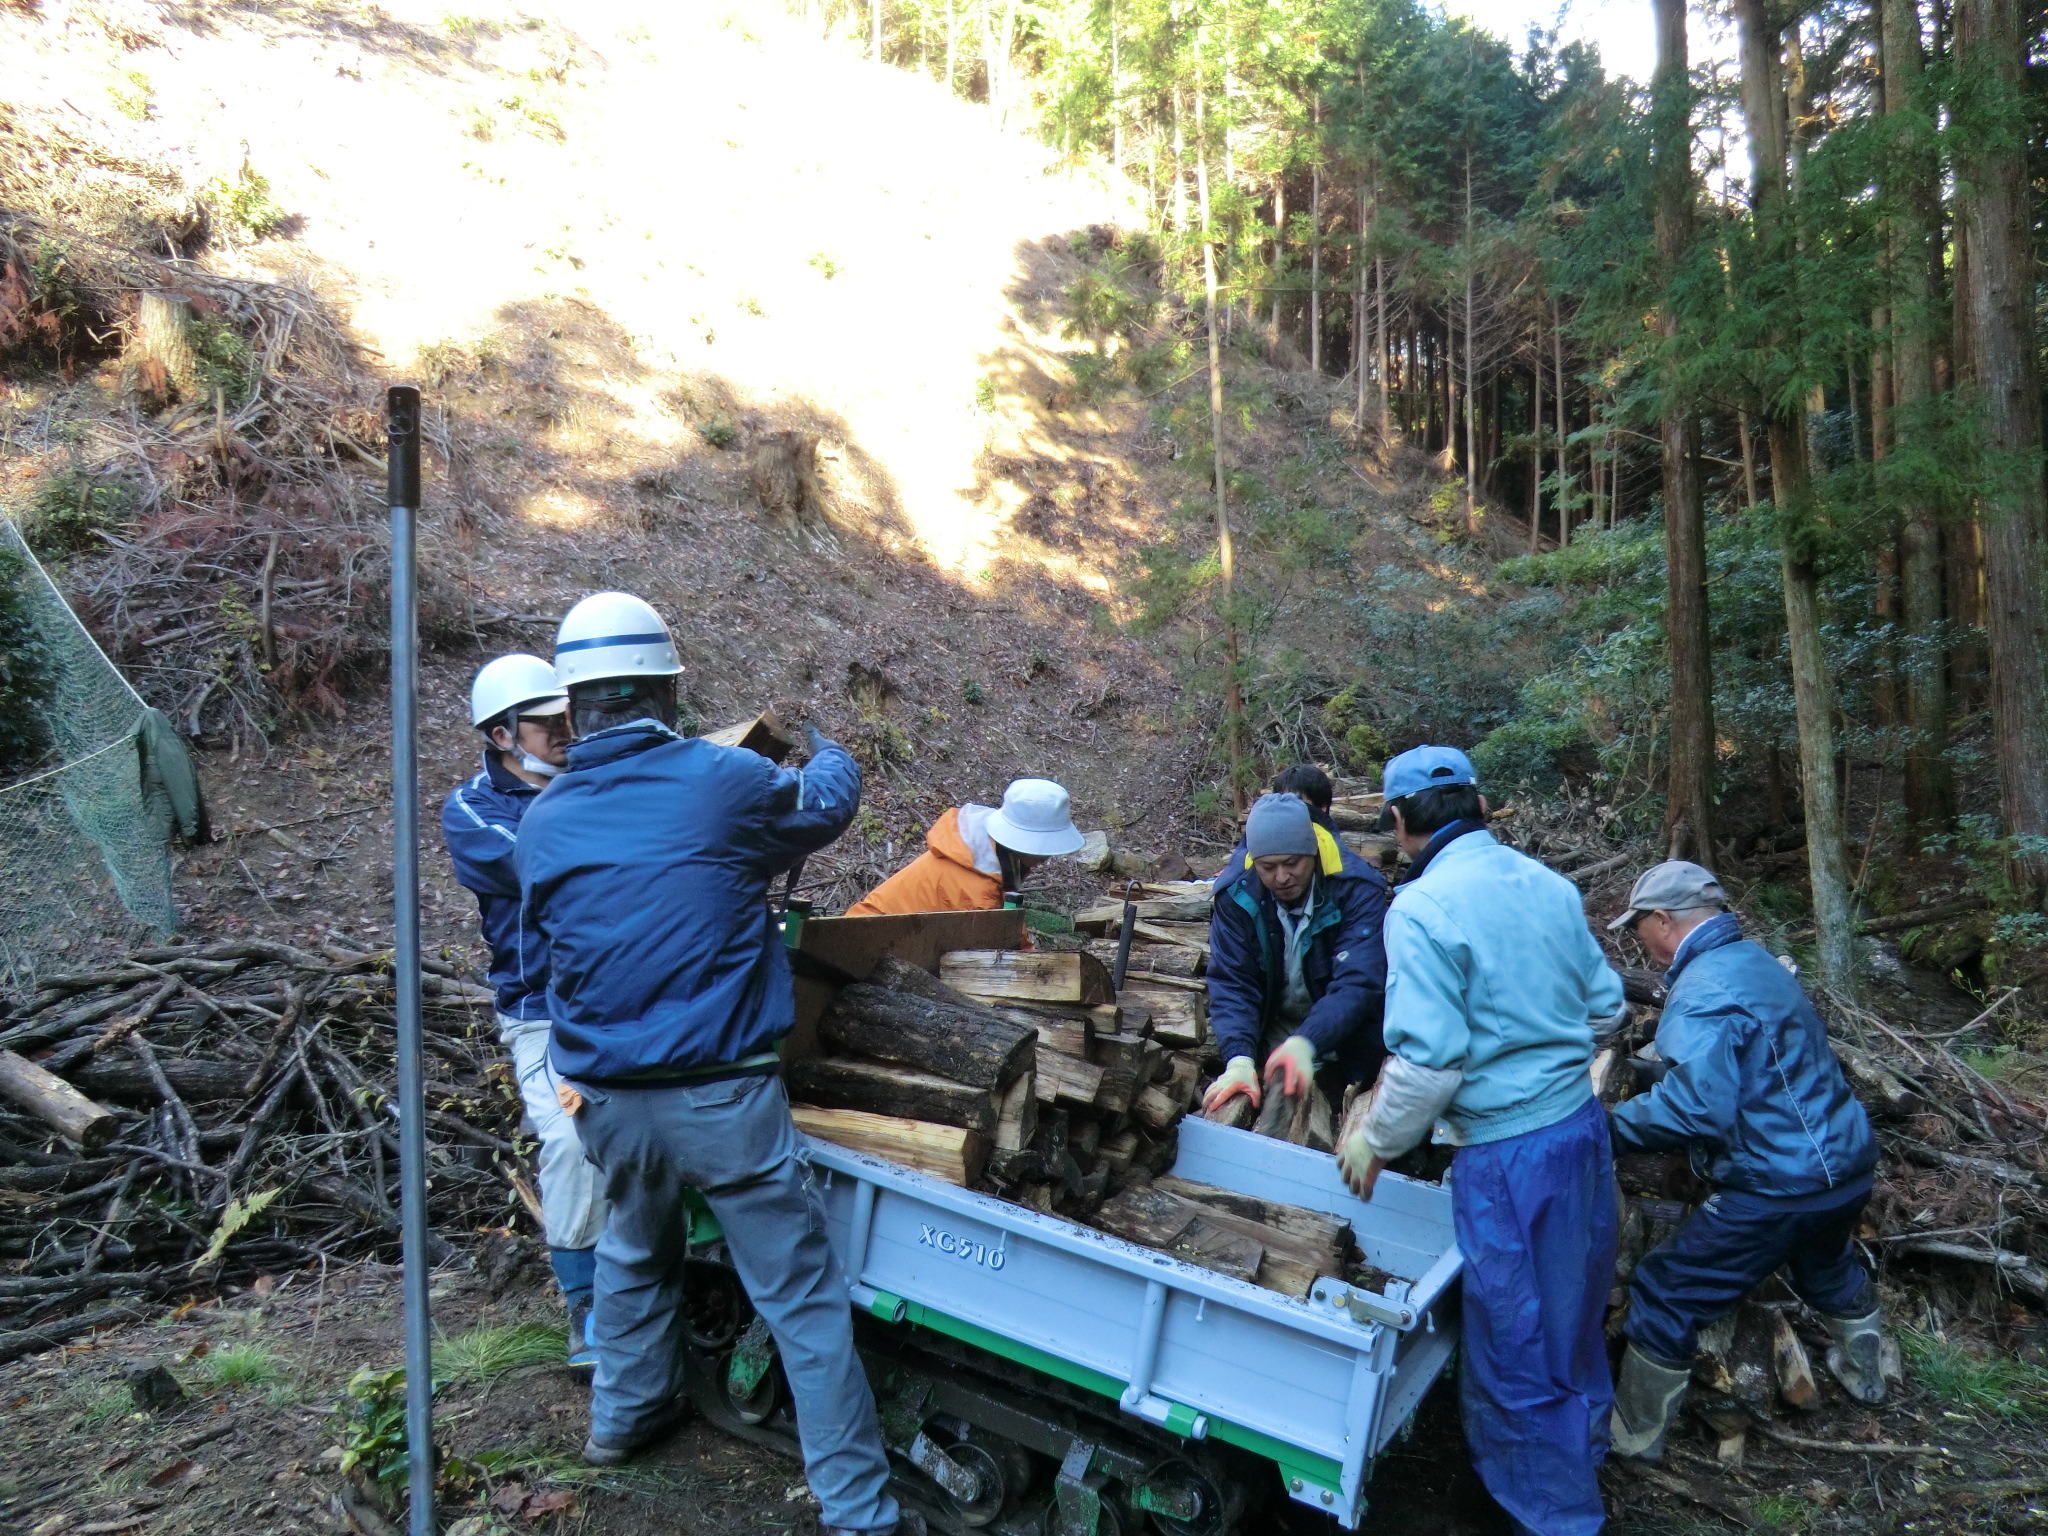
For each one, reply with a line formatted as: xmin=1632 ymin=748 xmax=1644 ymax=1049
xmin=572 ymin=1072 xmax=898 ymax=1534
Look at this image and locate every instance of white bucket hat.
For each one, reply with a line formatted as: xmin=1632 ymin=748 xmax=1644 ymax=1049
xmin=986 ymin=778 xmax=1086 ymax=858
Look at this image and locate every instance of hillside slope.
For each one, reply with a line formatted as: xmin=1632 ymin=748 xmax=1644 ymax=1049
xmin=6 ymin=0 xmax=1395 ymax=952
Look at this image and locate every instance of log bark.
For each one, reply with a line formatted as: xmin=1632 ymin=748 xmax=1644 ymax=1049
xmin=787 ymin=1057 xmax=997 ymax=1134
xmin=1092 ymin=1032 xmax=1159 ymax=1115
xmin=1653 ymin=0 xmax=1717 ymax=862
xmin=1092 ymin=1186 xmax=1261 ymax=1284
xmin=1253 ymin=1080 xmax=1333 ymax=1151
xmin=791 ymin=1105 xmax=988 ymax=1186
xmin=940 ymin=950 xmax=1114 ymax=1006
xmin=1154 ymin=1175 xmax=1351 ymax=1261
xmin=869 ymin=954 xmax=992 ymax=1011
xmin=1955 ymin=0 xmax=2048 ymax=893
xmin=0 ymin=1050 xmax=118 ymax=1149
xmin=70 ymin=1059 xmax=253 ymax=1103
xmin=818 ymin=984 xmax=1034 ymax=1088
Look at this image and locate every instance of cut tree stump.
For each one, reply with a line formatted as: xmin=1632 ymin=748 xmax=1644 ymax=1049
xmin=787 ymin=1057 xmax=997 ymax=1134
xmin=941 ymin=950 xmax=1114 ymax=1007
xmin=791 ymin=1105 xmax=987 ymax=1186
xmin=748 ymin=429 xmax=833 ymax=540
xmin=123 ymin=291 xmax=196 ymax=409
xmin=0 ymin=1050 xmax=117 ymax=1149
xmin=818 ymin=984 xmax=1034 ymax=1089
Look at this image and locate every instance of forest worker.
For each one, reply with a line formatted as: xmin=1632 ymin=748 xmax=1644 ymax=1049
xmin=846 ymin=778 xmax=1085 ymax=915
xmin=1336 ymin=745 xmax=1626 ymax=1536
xmin=1605 ymin=862 xmax=1885 ymax=1462
xmin=515 ymin=592 xmax=922 ymax=1536
xmin=1201 ymin=791 xmax=1391 ymax=1115
xmin=1211 ymin=763 xmax=1373 ymax=896
xmin=440 ymin=653 xmax=604 ymax=1370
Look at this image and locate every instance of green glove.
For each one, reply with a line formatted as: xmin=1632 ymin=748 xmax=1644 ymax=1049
xmin=1263 ymin=1035 xmax=1316 ymax=1098
xmin=1202 ymin=1055 xmax=1261 ymax=1113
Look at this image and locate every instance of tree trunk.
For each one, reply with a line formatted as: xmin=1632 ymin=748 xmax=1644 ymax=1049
xmin=124 ymin=291 xmax=196 ymax=410
xmin=1736 ymin=0 xmax=1861 ymax=989
xmin=1654 ymin=0 xmax=1716 ymax=863
xmin=1192 ymin=51 xmax=1246 ymax=809
xmin=1356 ymin=163 xmax=1370 ymax=434
xmin=1464 ymin=147 xmax=1479 ymax=534
xmin=1879 ymin=0 xmax=1954 ymax=827
xmin=1531 ymin=344 xmax=1544 ymax=552
xmin=1552 ymin=293 xmax=1569 ymax=542
xmin=1107 ymin=0 xmax=1119 ymax=169
xmin=1271 ymin=175 xmax=1284 ymax=335
xmin=1309 ymin=125 xmax=1323 ymax=374
xmin=1955 ymin=0 xmax=2048 ymax=892
xmin=1377 ymin=255 xmax=1391 ymax=442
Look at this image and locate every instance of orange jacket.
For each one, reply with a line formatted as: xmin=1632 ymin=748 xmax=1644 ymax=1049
xmin=847 ymin=807 xmax=1003 ymax=916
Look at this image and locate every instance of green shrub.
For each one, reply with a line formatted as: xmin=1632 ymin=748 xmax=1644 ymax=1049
xmin=697 ymin=418 xmax=738 ymax=449
xmin=197 ymin=1343 xmax=288 ymax=1391
xmin=201 ymin=165 xmax=288 ymax=240
xmin=21 ymin=469 xmax=133 ymax=559
xmin=0 ymin=544 xmax=53 ymax=778
xmin=190 ymin=318 xmax=256 ymax=405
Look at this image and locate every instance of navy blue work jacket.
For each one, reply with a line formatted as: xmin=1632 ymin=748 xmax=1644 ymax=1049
xmin=441 ymin=752 xmax=549 ymax=1021
xmin=516 ymin=721 xmax=861 ymax=1082
xmin=1610 ymin=913 xmax=1877 ymax=1198
xmin=1207 ymin=852 xmax=1391 ymax=1085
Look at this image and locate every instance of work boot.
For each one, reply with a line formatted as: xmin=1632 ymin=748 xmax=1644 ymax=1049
xmin=565 ymin=1291 xmax=597 ymax=1371
xmin=582 ymin=1401 xmax=690 ymax=1467
xmin=1610 ymin=1343 xmax=1692 ymax=1462
xmin=1821 ymin=1308 xmax=1888 ymax=1405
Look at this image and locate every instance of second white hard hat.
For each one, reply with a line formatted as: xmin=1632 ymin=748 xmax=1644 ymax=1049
xmin=553 ymin=591 xmax=682 ymax=688
xmin=470 ymin=654 xmax=568 ymax=727
xmin=986 ymin=778 xmax=1087 ymax=858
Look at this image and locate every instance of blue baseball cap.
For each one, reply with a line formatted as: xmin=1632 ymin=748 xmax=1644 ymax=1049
xmin=1382 ymin=745 xmax=1478 ymax=803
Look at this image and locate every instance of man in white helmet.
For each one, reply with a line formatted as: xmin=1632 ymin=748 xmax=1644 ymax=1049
xmin=517 ymin=593 xmax=918 ymax=1536
xmin=440 ymin=654 xmax=604 ymax=1369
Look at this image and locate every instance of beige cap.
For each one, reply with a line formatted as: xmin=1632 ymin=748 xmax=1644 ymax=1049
xmin=1609 ymin=860 xmax=1727 ymax=931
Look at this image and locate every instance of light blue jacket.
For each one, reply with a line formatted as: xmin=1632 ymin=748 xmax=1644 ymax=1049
xmin=1609 ymin=914 xmax=1876 ymax=1198
xmin=1382 ymin=829 xmax=1624 ymax=1145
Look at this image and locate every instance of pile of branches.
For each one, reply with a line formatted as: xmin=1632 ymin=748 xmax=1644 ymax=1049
xmin=0 ymin=190 xmax=475 ymax=745
xmin=0 ymin=935 xmax=530 ymax=1351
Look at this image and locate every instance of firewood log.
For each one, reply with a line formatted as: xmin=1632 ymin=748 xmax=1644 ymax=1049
xmin=992 ymin=1003 xmax=1095 ymax=1058
xmin=992 ymin=1072 xmax=1038 ymax=1152
xmin=818 ymin=984 xmax=1034 ymax=1088
xmin=791 ymin=1105 xmax=987 ymax=1186
xmin=940 ymin=951 xmax=1115 ymax=1006
xmin=1091 ymin=1186 xmax=1260 ymax=1284
xmin=0 ymin=1051 xmax=117 ymax=1149
xmin=1035 ymin=1047 xmax=1105 ymax=1108
xmin=787 ymin=1058 xmax=998 ymax=1134
xmin=1117 ymin=982 xmax=1206 ymax=1048
xmin=1253 ymin=1080 xmax=1334 ymax=1151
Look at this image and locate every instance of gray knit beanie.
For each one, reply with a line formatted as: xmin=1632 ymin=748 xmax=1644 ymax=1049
xmin=1244 ymin=792 xmax=1317 ymax=859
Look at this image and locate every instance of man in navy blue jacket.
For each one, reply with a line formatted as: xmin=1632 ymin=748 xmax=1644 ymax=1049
xmin=517 ymin=592 xmax=917 ymax=1536
xmin=441 ymin=654 xmax=604 ymax=1369
xmin=1201 ymin=793 xmax=1391 ymax=1116
xmin=1606 ymin=861 xmax=1886 ymax=1462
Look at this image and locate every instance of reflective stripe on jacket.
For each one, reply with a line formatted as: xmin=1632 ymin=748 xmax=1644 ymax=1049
xmin=441 ymin=752 xmax=548 ymax=1021
xmin=1609 ymin=913 xmax=1876 ymax=1197
xmin=516 ymin=722 xmax=862 ymax=1082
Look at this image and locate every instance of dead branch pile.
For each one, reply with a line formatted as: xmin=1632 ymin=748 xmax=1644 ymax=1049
xmin=0 ymin=935 xmax=526 ymax=1346
xmin=0 ymin=180 xmax=471 ymax=746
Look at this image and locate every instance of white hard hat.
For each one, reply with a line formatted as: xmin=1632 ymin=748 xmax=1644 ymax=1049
xmin=553 ymin=591 xmax=682 ymax=687
xmin=986 ymin=778 xmax=1086 ymax=858
xmin=470 ymin=654 xmax=568 ymax=727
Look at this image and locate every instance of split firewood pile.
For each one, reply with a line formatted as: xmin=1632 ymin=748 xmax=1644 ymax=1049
xmin=1594 ymin=980 xmax=2048 ymax=1466
xmin=786 ymin=883 xmax=1380 ymax=1301
xmin=0 ymin=935 xmax=527 ymax=1346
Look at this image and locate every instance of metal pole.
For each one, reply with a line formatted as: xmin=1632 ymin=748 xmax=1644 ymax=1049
xmin=386 ymin=384 xmax=436 ymax=1536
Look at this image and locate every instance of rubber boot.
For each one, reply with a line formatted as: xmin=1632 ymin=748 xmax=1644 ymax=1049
xmin=1822 ymin=1308 xmax=1888 ymax=1404
xmin=1610 ymin=1343 xmax=1693 ymax=1462
xmin=550 ymin=1246 xmax=598 ymax=1370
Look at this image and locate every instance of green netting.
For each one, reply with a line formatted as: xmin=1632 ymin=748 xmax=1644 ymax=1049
xmin=0 ymin=518 xmax=175 ymax=987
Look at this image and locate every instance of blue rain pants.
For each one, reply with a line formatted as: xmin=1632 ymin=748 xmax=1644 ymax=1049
xmin=1626 ymin=1179 xmax=1874 ymax=1367
xmin=1453 ymin=1094 xmax=1618 ymax=1536
xmin=571 ymin=1072 xmax=899 ymax=1534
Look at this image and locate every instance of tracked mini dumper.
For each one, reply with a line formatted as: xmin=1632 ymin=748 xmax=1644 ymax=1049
xmin=673 ymin=1112 xmax=1461 ymax=1535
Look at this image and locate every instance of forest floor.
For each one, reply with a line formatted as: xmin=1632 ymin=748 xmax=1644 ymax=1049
xmin=4 ymin=1252 xmax=2046 ymax=1536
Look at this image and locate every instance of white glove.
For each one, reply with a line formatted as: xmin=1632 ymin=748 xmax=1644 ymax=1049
xmin=1356 ymin=1054 xmax=1463 ymax=1162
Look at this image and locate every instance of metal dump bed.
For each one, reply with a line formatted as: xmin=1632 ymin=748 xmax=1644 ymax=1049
xmin=802 ymin=1115 xmax=1462 ymax=1528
